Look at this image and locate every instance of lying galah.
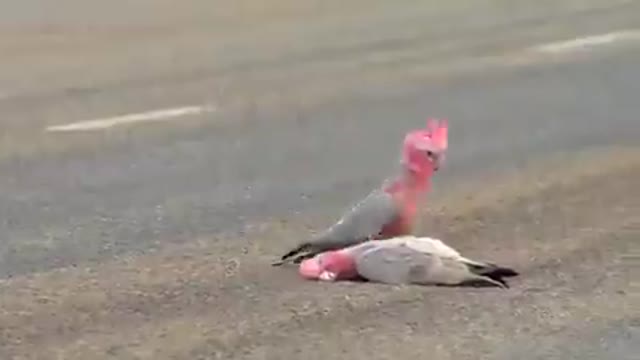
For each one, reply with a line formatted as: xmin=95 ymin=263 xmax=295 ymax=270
xmin=273 ymin=119 xmax=449 ymax=266
xmin=298 ymin=236 xmax=519 ymax=288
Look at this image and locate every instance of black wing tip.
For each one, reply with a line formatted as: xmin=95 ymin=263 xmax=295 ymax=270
xmin=279 ymin=250 xmax=299 ymax=262
xmin=271 ymin=253 xmax=298 ymax=267
xmin=473 ymin=262 xmax=519 ymax=277
xmin=467 ymin=263 xmax=519 ymax=289
xmin=273 ymin=244 xmax=317 ymax=267
xmin=487 ymin=266 xmax=519 ymax=289
xmin=279 ymin=242 xmax=313 ymax=261
xmin=490 ymin=266 xmax=520 ymax=278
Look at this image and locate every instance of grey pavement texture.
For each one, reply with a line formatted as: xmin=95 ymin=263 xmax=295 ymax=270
xmin=0 ymin=1 xmax=638 ymax=359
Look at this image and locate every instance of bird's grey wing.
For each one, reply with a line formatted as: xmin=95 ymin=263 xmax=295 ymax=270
xmin=321 ymin=189 xmax=400 ymax=245
xmin=275 ymin=189 xmax=399 ymax=265
xmin=354 ymin=244 xmax=436 ymax=285
xmin=404 ymin=237 xmax=495 ymax=269
xmin=355 ymin=245 xmax=508 ymax=287
xmin=403 ymin=237 xmax=463 ymax=259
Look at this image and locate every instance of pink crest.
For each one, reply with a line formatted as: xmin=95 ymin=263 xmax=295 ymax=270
xmin=401 ymin=118 xmax=449 ymax=172
xmin=426 ymin=118 xmax=448 ymax=151
xmin=403 ymin=118 xmax=448 ymax=153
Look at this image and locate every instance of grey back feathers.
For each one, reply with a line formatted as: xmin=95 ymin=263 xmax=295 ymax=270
xmin=275 ymin=189 xmax=399 ymax=265
xmin=317 ymin=189 xmax=398 ymax=247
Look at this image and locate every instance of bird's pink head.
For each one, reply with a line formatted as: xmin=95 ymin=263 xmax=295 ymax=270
xmin=401 ymin=118 xmax=449 ymax=175
xmin=299 ymin=250 xmax=357 ymax=281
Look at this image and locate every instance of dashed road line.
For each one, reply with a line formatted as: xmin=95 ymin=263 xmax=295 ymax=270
xmin=531 ymin=30 xmax=640 ymax=54
xmin=43 ymin=29 xmax=640 ymax=134
xmin=46 ymin=105 xmax=215 ymax=132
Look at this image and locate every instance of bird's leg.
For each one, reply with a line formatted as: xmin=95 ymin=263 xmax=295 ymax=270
xmin=478 ymin=276 xmax=509 ymax=289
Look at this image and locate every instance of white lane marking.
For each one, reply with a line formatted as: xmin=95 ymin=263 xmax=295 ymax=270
xmin=532 ymin=30 xmax=640 ymax=54
xmin=41 ymin=30 xmax=640 ymax=134
xmin=46 ymin=105 xmax=215 ymax=132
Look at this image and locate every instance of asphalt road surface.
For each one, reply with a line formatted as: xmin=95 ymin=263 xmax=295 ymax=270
xmin=0 ymin=1 xmax=639 ymax=359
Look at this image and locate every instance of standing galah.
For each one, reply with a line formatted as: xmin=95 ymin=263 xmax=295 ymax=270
xmin=298 ymin=236 xmax=519 ymax=288
xmin=272 ymin=119 xmax=449 ymax=266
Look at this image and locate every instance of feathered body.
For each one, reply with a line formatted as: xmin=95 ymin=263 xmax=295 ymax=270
xmin=273 ymin=119 xmax=448 ymax=266
xmin=299 ymin=236 xmax=519 ymax=288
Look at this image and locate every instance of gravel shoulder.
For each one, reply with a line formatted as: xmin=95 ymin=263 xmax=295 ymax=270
xmin=1 ymin=147 xmax=638 ymax=359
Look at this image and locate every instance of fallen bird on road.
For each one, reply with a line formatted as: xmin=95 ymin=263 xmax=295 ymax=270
xmin=272 ymin=119 xmax=449 ymax=266
xmin=297 ymin=235 xmax=519 ymax=288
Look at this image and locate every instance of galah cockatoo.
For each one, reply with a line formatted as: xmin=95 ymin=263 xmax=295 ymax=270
xmin=298 ymin=236 xmax=519 ymax=288
xmin=273 ymin=119 xmax=449 ymax=266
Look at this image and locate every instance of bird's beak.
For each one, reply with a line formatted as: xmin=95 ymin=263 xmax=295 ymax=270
xmin=318 ymin=271 xmax=338 ymax=281
xmin=429 ymin=150 xmax=445 ymax=171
